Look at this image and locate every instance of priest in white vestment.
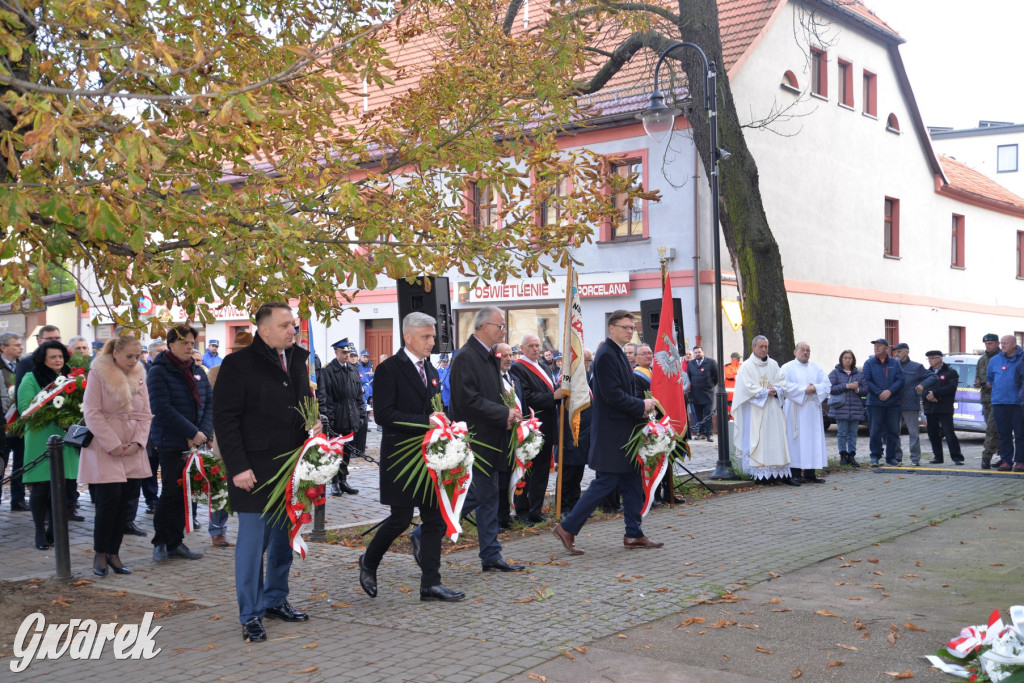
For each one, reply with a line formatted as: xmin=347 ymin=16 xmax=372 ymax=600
xmin=781 ymin=342 xmax=830 ymax=484
xmin=732 ymin=336 xmax=798 ymax=485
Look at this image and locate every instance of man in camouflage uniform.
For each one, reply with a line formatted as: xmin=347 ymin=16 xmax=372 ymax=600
xmin=975 ymin=333 xmax=1001 ymax=469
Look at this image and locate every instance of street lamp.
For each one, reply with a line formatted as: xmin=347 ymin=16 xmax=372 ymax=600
xmin=638 ymin=42 xmax=736 ymax=480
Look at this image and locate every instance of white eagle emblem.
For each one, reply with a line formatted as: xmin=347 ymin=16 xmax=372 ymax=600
xmin=654 ymin=331 xmax=685 ymax=385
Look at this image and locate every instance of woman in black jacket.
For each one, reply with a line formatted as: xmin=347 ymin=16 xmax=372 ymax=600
xmin=147 ymin=325 xmax=212 ymax=562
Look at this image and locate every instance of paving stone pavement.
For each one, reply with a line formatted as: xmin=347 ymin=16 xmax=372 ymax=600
xmin=1 ymin=427 xmax=1011 ymax=680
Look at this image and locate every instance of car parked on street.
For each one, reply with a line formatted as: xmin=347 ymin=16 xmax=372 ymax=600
xmin=944 ymin=354 xmax=986 ymax=433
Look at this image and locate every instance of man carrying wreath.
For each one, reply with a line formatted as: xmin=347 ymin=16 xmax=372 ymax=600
xmin=214 ymin=302 xmax=316 ymax=642
xmin=359 ymin=312 xmax=464 ymax=602
xmin=552 ymin=310 xmax=662 ymax=555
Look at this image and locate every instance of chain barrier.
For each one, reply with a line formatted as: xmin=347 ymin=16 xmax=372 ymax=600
xmin=0 ymin=450 xmax=50 ymax=487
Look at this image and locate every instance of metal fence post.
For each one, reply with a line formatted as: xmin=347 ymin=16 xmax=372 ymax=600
xmin=47 ymin=435 xmax=72 ymax=580
xmin=311 ymin=503 xmax=326 ymax=542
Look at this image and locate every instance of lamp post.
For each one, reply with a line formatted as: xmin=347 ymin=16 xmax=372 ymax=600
xmin=638 ymin=42 xmax=736 ymax=480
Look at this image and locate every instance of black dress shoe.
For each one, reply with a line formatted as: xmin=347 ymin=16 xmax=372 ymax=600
xmin=10 ymin=500 xmax=30 ymax=512
xmin=526 ymin=514 xmax=547 ymax=524
xmin=928 ymin=458 xmax=944 ymax=465
xmin=358 ymin=554 xmax=377 ymax=598
xmin=167 ymin=543 xmax=203 ymax=560
xmin=953 ymin=459 xmax=965 ymax=466
xmin=145 ymin=504 xmax=156 ymax=514
xmin=410 ymin=527 xmax=422 ymax=568
xmin=242 ymin=617 xmax=267 ymax=642
xmin=330 ymin=482 xmax=342 ymax=497
xmin=67 ymin=511 xmax=85 ymax=522
xmin=482 ymin=558 xmax=525 ymax=572
xmin=123 ymin=522 xmax=147 ymax=536
xmin=782 ymin=477 xmax=802 ymax=486
xmin=420 ymin=584 xmax=465 ymax=602
xmin=264 ymin=601 xmax=309 ymax=622
xmin=34 ymin=532 xmax=50 ymax=550
xmin=802 ymin=475 xmax=826 ymax=484
xmin=339 ymin=482 xmax=359 ymax=495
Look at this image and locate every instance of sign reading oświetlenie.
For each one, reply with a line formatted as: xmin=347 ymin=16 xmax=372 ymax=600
xmin=457 ymin=272 xmax=631 ymax=304
xmin=10 ymin=612 xmax=162 ymax=672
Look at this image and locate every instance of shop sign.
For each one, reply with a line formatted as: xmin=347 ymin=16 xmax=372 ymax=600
xmin=458 ymin=273 xmax=630 ymax=303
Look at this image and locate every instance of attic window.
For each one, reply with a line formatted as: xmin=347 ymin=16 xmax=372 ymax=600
xmin=886 ymin=113 xmax=901 ymax=133
xmin=780 ymin=70 xmax=799 ymax=93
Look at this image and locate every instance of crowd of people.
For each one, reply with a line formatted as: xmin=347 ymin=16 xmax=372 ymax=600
xmin=5 ymin=308 xmax=1021 ymax=643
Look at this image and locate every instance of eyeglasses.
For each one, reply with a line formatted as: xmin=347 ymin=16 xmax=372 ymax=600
xmin=613 ymin=324 xmax=636 ymax=332
xmin=483 ymin=322 xmax=506 ymax=331
xmin=39 ymin=335 xmax=62 ymax=342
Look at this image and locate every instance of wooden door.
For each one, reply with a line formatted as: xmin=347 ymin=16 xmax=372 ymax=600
xmin=365 ymin=328 xmax=393 ymax=365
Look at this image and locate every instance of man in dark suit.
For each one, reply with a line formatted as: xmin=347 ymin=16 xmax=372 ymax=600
xmin=496 ymin=342 xmax=524 ymax=529
xmin=447 ymin=306 xmax=524 ymax=572
xmin=359 ymin=312 xmax=464 ymax=602
xmin=214 ymin=302 xmax=315 ymax=643
xmin=510 ymin=334 xmax=565 ymax=525
xmin=686 ymin=345 xmax=719 ymax=441
xmin=553 ymin=310 xmax=662 ymax=555
xmin=316 ymin=338 xmax=364 ymax=496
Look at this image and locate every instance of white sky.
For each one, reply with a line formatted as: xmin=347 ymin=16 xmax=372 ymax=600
xmin=864 ymin=0 xmax=1024 ymax=130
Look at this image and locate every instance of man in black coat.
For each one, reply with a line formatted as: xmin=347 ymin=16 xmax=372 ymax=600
xmin=553 ymin=311 xmax=661 ymax=555
xmin=447 ymin=306 xmax=523 ymax=572
xmin=214 ymin=303 xmax=315 ymax=642
xmin=509 ymin=334 xmax=565 ymax=524
xmin=316 ymin=339 xmax=364 ymax=495
xmin=916 ymin=350 xmax=964 ymax=465
xmin=496 ymin=342 xmax=524 ymax=529
xmin=686 ymin=345 xmax=719 ymax=441
xmin=359 ymin=312 xmax=464 ymax=602
xmin=148 ymin=324 xmax=212 ymax=561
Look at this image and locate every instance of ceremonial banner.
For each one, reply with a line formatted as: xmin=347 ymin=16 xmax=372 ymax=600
xmin=560 ymin=265 xmax=590 ymax=444
xmin=651 ymin=274 xmax=688 ymax=433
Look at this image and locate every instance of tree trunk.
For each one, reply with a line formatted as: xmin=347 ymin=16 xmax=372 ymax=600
xmin=676 ymin=0 xmax=795 ymax=355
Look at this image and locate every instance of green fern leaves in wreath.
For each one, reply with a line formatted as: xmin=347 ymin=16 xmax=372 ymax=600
xmin=388 ymin=425 xmax=495 ymax=505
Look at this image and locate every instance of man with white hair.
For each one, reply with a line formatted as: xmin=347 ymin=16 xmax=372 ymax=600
xmin=781 ymin=342 xmax=829 ymax=484
xmin=733 ymin=336 xmax=797 ymax=485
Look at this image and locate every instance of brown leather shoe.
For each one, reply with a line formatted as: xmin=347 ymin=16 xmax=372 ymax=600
xmin=552 ymin=523 xmax=584 ymax=555
xmin=623 ymin=536 xmax=664 ymax=549
xmin=211 ymin=535 xmax=234 ymax=548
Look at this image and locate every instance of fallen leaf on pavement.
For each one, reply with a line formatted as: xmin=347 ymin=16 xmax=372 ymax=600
xmin=765 ymin=598 xmax=783 ymax=605
xmin=290 ymin=666 xmax=320 ymax=674
xmin=900 ymin=574 xmax=919 ymax=578
xmin=914 ymin=560 xmax=922 ymax=567
xmin=867 ymin=558 xmax=879 ymax=563
xmin=769 ymin=571 xmax=782 ymax=578
xmin=709 ymin=619 xmax=738 ymax=629
xmin=836 ymin=644 xmax=859 ymax=651
xmin=887 ymin=632 xmax=899 ymax=646
xmin=516 ymin=598 xmax=535 ymax=604
xmin=791 ymin=669 xmax=802 ymax=679
xmin=828 ymin=660 xmax=844 ymax=668
xmin=527 ymin=674 xmax=546 ymax=682
xmin=847 ymin=597 xmax=863 ymax=601
xmin=617 ymin=633 xmax=628 ymax=639
xmin=330 ymin=603 xmax=350 ymax=608
xmin=561 ymin=650 xmax=575 ymax=662
xmin=573 ymin=647 xmax=587 ymax=653
xmin=838 ymin=563 xmax=853 ymax=568
xmin=815 ymin=609 xmax=839 ymax=617
xmin=873 ymin=583 xmax=885 ymax=589
xmin=739 ymin=624 xmax=759 ymax=630
xmin=904 ymin=623 xmax=927 ymax=632
xmin=755 ymin=646 xmax=773 ymax=654
xmin=301 ymin=642 xmax=318 ymax=650
xmin=873 ymin=571 xmax=885 ymax=576
xmin=676 ymin=617 xmax=706 ymax=628
xmin=772 ymin=609 xmax=792 ymax=613
xmin=990 ymin=563 xmax=1004 ymax=567
xmin=884 ymin=670 xmax=914 ymax=679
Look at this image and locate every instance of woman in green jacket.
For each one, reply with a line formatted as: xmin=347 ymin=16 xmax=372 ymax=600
xmin=17 ymin=340 xmax=79 ymax=550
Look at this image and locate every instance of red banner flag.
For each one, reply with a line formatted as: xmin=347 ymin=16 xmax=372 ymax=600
xmin=650 ymin=274 xmax=688 ymax=433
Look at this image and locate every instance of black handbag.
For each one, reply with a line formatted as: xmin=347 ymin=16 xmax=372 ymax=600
xmin=64 ymin=424 xmax=93 ymax=448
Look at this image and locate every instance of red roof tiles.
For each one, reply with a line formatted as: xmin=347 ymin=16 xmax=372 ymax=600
xmin=938 ymin=155 xmax=1024 ymax=213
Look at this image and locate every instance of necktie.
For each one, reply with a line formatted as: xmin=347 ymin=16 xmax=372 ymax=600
xmin=280 ymin=351 xmax=287 ymax=372
xmin=417 ymin=359 xmax=427 ymax=387
xmin=503 ymin=373 xmax=511 ymax=385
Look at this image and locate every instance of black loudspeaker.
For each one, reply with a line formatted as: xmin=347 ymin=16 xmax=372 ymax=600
xmin=639 ymin=298 xmax=684 ymax=349
xmin=397 ymin=276 xmax=453 ymax=354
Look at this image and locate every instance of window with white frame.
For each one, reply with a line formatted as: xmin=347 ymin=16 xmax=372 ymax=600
xmin=997 ymin=144 xmax=1018 ymax=173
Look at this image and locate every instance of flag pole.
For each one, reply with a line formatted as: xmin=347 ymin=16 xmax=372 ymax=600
xmin=555 ymin=264 xmax=573 ymax=520
xmin=659 ymin=250 xmax=676 ymax=509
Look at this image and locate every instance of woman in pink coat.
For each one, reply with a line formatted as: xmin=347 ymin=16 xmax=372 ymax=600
xmin=79 ymin=336 xmax=153 ymax=576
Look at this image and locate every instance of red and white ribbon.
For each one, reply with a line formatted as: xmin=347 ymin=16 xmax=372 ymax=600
xmin=15 ymin=369 xmax=88 ymax=422
xmin=182 ymin=449 xmax=210 ymax=533
xmin=421 ymin=414 xmax=473 ymax=542
xmin=508 ymin=409 xmax=542 ymax=509
xmin=639 ymin=415 xmax=675 ymax=517
xmin=284 ymin=431 xmax=353 ymax=558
